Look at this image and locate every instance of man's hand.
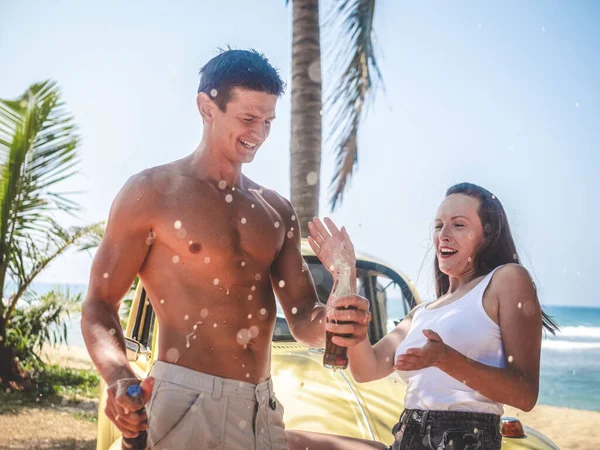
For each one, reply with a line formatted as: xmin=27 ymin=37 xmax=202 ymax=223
xmin=308 ymin=217 xmax=356 ymax=272
xmin=394 ymin=330 xmax=449 ymax=371
xmin=325 ymin=295 xmax=372 ymax=347
xmin=105 ymin=376 xmax=155 ymax=438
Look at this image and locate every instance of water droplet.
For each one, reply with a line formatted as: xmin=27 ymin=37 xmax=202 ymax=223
xmin=237 ymin=328 xmax=251 ymax=345
xmin=173 ymin=255 xmax=180 ymax=263
xmin=492 ymin=195 xmax=496 ymax=200
xmin=518 ymin=302 xmax=522 ymax=309
xmin=174 ymin=220 xmax=182 ymax=229
xmin=274 ymin=328 xmax=282 ymax=336
xmin=306 ymin=171 xmax=318 ymax=186
xmin=245 ymin=373 xmax=250 ymax=379
xmin=241 ymin=261 xmax=246 ymax=267
xmin=184 ymin=315 xmax=189 ymax=320
xmin=251 ymin=285 xmax=256 ymax=291
xmin=213 ymin=278 xmax=220 ymax=285
xmin=204 ymin=257 xmax=211 ymax=264
xmin=210 ymin=88 xmax=218 ymax=98
xmin=508 ymin=355 xmax=514 ymax=363
xmin=291 ymin=215 xmax=296 ymax=221
xmin=189 ymin=242 xmax=201 ymax=253
xmin=576 ymin=102 xmax=580 ymax=108
xmin=255 ymin=273 xmax=262 ymax=281
xmin=166 ymin=347 xmax=180 ymax=363
xmin=249 ymin=326 xmax=259 ymax=338
xmin=497 ymin=349 xmax=502 ymax=356
xmin=201 ymin=309 xmax=209 ymax=318
xmin=386 ymin=357 xmax=390 ymax=363
xmin=177 ymin=228 xmax=188 ymax=239
xmin=248 ymin=314 xmax=252 ymax=319
xmin=541 ymin=26 xmax=545 ymax=32
xmin=103 ymin=272 xmax=109 ymax=279
xmin=218 ymin=180 xmax=227 ymax=190
xmin=213 ymin=323 xmax=218 ymax=328
xmin=248 ymin=295 xmax=253 ymax=300
xmin=308 ymin=59 xmax=321 ymax=82
xmin=186 ymin=342 xmax=191 ymax=348
xmin=260 ymin=308 xmax=267 ymax=316
xmin=287 ymin=231 xmax=294 ymax=239
xmin=108 ymin=328 xmax=116 ymax=336
xmin=467 ymin=257 xmax=472 ymax=263
xmin=225 ymin=194 xmax=233 ymax=203
xmin=241 ymin=217 xmax=247 ymax=224
xmin=513 ymin=253 xmax=518 ymax=260
xmin=279 ymin=280 xmax=286 ymax=288
xmin=239 ymin=420 xmax=247 ymax=430
xmin=274 ymin=221 xmax=280 ymax=228
xmin=160 ymin=299 xmax=165 ymax=304
xmin=474 ymin=427 xmax=478 ymax=434
xmin=145 ymin=237 xmax=154 ymax=245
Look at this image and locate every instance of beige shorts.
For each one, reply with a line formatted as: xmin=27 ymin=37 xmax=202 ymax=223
xmin=146 ymin=361 xmax=289 ymax=450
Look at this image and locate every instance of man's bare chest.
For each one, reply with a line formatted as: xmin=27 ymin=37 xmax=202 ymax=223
xmin=149 ymin=184 xmax=287 ymax=266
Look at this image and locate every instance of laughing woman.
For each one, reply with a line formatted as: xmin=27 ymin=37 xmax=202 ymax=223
xmin=288 ymin=183 xmax=558 ymax=450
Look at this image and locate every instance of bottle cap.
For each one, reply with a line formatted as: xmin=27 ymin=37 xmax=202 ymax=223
xmin=127 ymin=384 xmax=142 ymax=398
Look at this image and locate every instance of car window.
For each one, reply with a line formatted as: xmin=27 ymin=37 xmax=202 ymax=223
xmin=274 ymin=258 xmax=365 ymax=342
xmin=130 ymin=289 xmax=154 ymax=351
xmin=372 ymin=274 xmax=408 ymax=335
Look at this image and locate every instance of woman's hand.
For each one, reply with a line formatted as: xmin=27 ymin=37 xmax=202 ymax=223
xmin=307 ymin=217 xmax=356 ymax=272
xmin=394 ymin=330 xmax=449 ymax=370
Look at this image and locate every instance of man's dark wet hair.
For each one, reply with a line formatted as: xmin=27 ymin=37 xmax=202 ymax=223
xmin=198 ymin=48 xmax=285 ymax=111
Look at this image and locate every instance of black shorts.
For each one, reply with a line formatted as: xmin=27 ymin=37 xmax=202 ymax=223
xmin=389 ymin=409 xmax=502 ymax=450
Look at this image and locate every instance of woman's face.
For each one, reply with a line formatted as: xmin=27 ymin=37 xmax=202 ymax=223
xmin=434 ymin=194 xmax=485 ymax=278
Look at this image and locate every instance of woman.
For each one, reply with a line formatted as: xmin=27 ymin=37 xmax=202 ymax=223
xmin=289 ymin=182 xmax=558 ymax=450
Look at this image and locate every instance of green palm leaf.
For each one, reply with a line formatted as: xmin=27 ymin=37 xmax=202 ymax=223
xmin=323 ymin=0 xmax=383 ymax=210
xmin=0 ymin=80 xmax=85 ymax=317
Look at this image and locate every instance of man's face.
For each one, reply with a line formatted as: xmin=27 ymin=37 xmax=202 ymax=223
xmin=208 ymin=87 xmax=278 ymax=164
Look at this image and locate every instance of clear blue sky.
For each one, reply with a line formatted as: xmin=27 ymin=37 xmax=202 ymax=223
xmin=1 ymin=0 xmax=598 ymax=306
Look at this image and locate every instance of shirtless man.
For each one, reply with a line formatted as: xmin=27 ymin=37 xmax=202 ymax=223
xmin=81 ymin=49 xmax=371 ymax=450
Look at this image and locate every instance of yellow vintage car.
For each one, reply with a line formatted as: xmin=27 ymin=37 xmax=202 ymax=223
xmin=96 ymin=241 xmax=560 ymax=450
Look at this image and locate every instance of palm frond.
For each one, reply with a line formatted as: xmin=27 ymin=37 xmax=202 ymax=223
xmin=322 ymin=0 xmax=383 ymax=210
xmin=5 ymin=221 xmax=104 ymax=318
xmin=0 ymin=80 xmax=81 ymax=308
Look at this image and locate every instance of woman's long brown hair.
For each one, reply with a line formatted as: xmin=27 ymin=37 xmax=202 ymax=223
xmin=434 ymin=182 xmax=559 ymax=334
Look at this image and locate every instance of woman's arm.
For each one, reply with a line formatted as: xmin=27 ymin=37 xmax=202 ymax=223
xmin=395 ymin=265 xmax=542 ymax=411
xmin=348 ymin=312 xmax=414 ymax=383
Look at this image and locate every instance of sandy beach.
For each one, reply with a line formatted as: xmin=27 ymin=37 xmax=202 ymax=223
xmin=11 ymin=346 xmax=592 ymax=449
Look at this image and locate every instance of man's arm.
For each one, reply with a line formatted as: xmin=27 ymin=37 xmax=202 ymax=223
xmin=269 ymin=199 xmax=327 ymax=348
xmin=81 ymin=172 xmax=153 ymax=385
xmin=81 ymin=171 xmax=155 ymax=438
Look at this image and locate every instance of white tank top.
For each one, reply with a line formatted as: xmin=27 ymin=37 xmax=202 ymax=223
xmin=394 ymin=266 xmax=505 ymax=415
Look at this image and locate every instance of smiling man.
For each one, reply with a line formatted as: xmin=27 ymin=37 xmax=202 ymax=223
xmin=81 ymin=49 xmax=371 ymax=450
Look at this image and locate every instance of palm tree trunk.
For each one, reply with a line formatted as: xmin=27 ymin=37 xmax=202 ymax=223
xmin=290 ymin=0 xmax=322 ymax=237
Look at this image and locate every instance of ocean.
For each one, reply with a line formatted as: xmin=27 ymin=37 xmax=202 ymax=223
xmin=25 ymin=283 xmax=600 ymax=412
xmin=538 ymin=305 xmax=600 ymax=412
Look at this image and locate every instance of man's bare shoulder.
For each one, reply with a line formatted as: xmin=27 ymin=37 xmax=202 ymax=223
xmin=249 ymin=181 xmax=296 ymax=217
